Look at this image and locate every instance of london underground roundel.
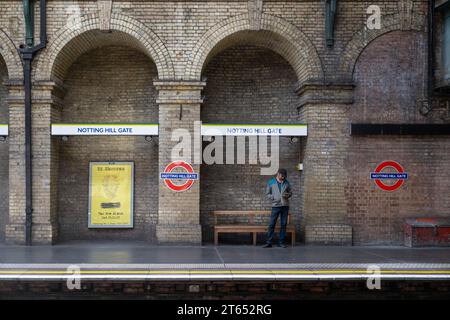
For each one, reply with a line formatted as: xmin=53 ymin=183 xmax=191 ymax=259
xmin=160 ymin=161 xmax=198 ymax=192
xmin=370 ymin=161 xmax=408 ymax=192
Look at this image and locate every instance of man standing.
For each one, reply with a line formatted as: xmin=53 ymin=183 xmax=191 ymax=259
xmin=263 ymin=168 xmax=292 ymax=248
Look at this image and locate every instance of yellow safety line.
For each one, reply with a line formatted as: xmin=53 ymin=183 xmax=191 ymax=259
xmin=0 ymin=269 xmax=449 ymax=275
xmin=0 ymin=270 xmax=183 ymax=274
xmin=270 ymin=270 xmax=450 ymax=274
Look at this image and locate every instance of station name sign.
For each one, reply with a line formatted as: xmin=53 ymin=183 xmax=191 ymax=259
xmin=201 ymin=124 xmax=307 ymax=136
xmin=51 ymin=124 xmax=159 ymax=136
xmin=0 ymin=124 xmax=8 ymax=136
xmin=50 ymin=124 xmax=307 ymax=137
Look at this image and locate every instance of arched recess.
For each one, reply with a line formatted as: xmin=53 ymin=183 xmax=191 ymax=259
xmin=344 ymin=13 xmax=436 ymax=245
xmin=0 ymin=28 xmax=21 ymax=243
xmin=56 ymin=45 xmax=159 ymax=242
xmin=0 ymin=29 xmax=22 ymax=80
xmin=34 ymin=12 xmax=174 ymax=81
xmin=197 ymin=18 xmax=308 ymax=243
xmin=186 ymin=13 xmax=323 ymax=83
xmin=37 ymin=14 xmax=164 ymax=242
xmin=339 ymin=12 xmax=426 ymax=80
xmin=0 ymin=54 xmax=9 ymax=242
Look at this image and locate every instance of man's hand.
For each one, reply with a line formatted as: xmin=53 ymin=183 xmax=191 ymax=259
xmin=282 ymin=191 xmax=292 ymax=199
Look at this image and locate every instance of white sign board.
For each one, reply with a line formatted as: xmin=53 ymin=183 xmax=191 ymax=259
xmin=201 ymin=124 xmax=307 ymax=136
xmin=0 ymin=124 xmax=8 ymax=136
xmin=51 ymin=124 xmax=159 ymax=136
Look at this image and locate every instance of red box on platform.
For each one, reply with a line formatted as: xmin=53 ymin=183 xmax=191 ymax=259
xmin=404 ymin=218 xmax=450 ymax=247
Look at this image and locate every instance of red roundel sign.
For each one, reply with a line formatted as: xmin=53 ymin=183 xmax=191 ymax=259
xmin=370 ymin=161 xmax=408 ymax=192
xmin=160 ymin=161 xmax=198 ymax=192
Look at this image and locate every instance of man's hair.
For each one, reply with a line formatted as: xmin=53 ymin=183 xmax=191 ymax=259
xmin=277 ymin=168 xmax=287 ymax=178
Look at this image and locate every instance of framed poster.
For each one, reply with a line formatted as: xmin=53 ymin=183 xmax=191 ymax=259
xmin=88 ymin=162 xmax=134 ymax=228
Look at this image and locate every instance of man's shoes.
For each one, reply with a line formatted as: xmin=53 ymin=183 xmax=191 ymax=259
xmin=262 ymin=243 xmax=272 ymax=248
xmin=277 ymin=243 xmax=288 ymax=248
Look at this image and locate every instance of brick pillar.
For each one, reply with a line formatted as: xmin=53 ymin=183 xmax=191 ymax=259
xmin=30 ymin=81 xmax=63 ymax=244
xmin=297 ymin=81 xmax=354 ymax=245
xmin=5 ymin=80 xmax=26 ymax=244
xmin=154 ymin=80 xmax=206 ymax=245
xmin=6 ymin=80 xmax=63 ymax=245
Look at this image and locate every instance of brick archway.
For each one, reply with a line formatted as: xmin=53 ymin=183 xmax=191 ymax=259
xmin=339 ymin=12 xmax=426 ymax=80
xmin=185 ymin=13 xmax=324 ymax=83
xmin=34 ymin=12 xmax=174 ymax=81
xmin=0 ymin=28 xmax=22 ymax=79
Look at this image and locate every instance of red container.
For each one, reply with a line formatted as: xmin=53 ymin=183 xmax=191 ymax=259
xmin=404 ymin=218 xmax=450 ymax=247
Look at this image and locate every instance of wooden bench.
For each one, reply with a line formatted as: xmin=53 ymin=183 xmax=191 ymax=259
xmin=213 ymin=210 xmax=296 ymax=246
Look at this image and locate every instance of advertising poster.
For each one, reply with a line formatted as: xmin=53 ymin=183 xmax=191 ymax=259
xmin=88 ymin=162 xmax=134 ymax=228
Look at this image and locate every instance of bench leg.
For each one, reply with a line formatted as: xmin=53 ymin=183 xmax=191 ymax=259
xmin=214 ymin=231 xmax=219 ymax=246
xmin=253 ymin=232 xmax=257 ymax=246
xmin=291 ymin=231 xmax=296 ymax=246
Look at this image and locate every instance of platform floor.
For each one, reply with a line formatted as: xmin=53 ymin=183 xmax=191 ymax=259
xmin=0 ymin=241 xmax=449 ymax=280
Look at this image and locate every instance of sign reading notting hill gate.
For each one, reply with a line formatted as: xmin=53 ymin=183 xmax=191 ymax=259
xmin=160 ymin=161 xmax=199 ymax=192
xmin=370 ymin=160 xmax=408 ymax=192
xmin=201 ymin=124 xmax=307 ymax=136
xmin=89 ymin=162 xmax=134 ymax=228
xmin=51 ymin=124 xmax=158 ymax=136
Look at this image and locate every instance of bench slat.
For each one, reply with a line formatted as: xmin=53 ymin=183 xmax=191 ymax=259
xmin=213 ymin=211 xmax=271 ymax=216
xmin=215 ymin=225 xmax=295 ymax=229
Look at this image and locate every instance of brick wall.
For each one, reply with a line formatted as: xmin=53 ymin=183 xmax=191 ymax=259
xmin=0 ymin=57 xmax=8 ymax=242
xmin=351 ymin=31 xmax=428 ymax=124
xmin=347 ymin=31 xmax=450 ymax=245
xmin=0 ymin=0 xmax=448 ymax=245
xmin=201 ymin=45 xmax=301 ymax=243
xmin=57 ymin=46 xmax=159 ymax=241
xmin=433 ymin=9 xmax=449 ymax=89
